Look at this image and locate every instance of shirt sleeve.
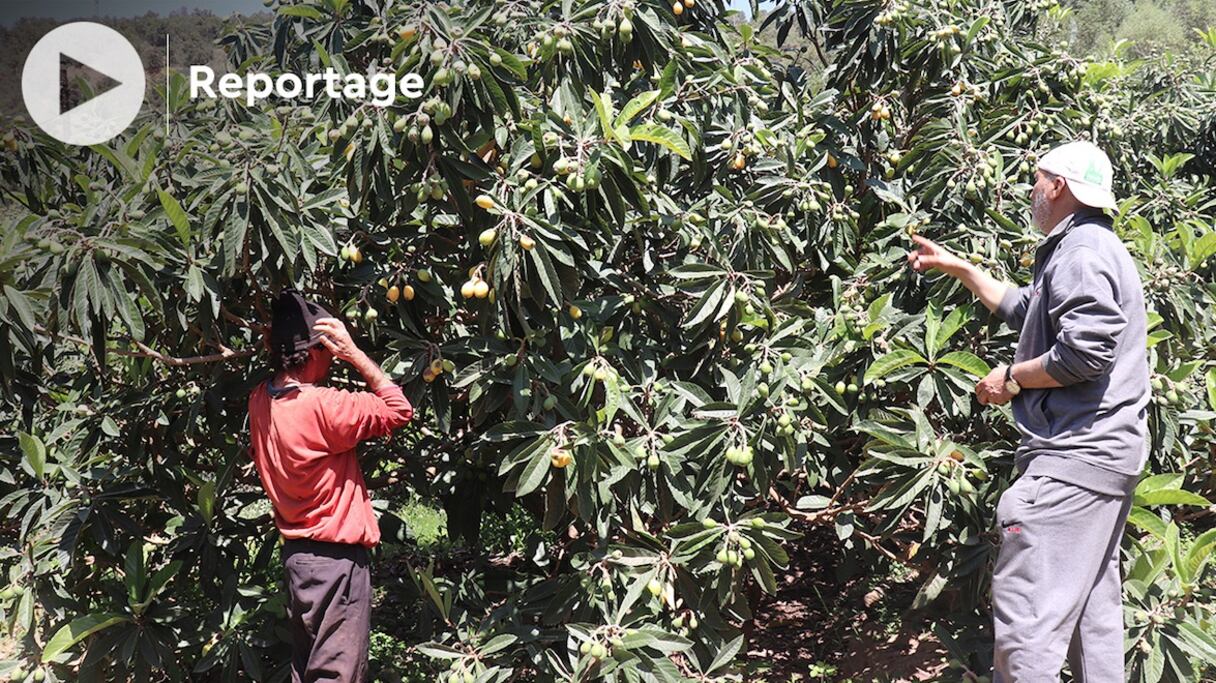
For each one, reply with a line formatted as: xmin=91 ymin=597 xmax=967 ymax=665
xmin=317 ymin=383 xmax=414 ymax=454
xmin=994 ymin=284 xmax=1032 ymax=331
xmin=1041 ymin=248 xmax=1127 ymax=386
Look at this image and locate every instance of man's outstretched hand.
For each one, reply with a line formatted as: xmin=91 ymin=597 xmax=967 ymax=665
xmin=907 ymin=235 xmax=968 ymax=277
xmin=314 ymin=318 xmax=362 ymax=363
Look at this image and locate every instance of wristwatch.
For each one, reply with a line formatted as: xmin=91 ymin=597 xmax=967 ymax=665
xmin=1004 ymin=364 xmax=1022 ymax=396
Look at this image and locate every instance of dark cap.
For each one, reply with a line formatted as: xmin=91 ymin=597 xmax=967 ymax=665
xmin=269 ymin=289 xmax=333 ymax=355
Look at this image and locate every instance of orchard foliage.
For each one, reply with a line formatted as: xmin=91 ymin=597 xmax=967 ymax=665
xmin=1 ymin=0 xmax=1215 ymax=680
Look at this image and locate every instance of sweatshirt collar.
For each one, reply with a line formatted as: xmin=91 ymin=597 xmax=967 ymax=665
xmin=267 ymin=379 xmax=310 ymax=398
xmin=1044 ymin=213 xmax=1073 ymax=239
xmin=1032 ymin=207 xmax=1111 ymax=271
xmin=1041 ymin=206 xmax=1108 ymax=246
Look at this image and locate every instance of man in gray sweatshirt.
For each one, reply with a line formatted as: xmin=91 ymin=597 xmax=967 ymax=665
xmin=907 ymin=140 xmax=1150 ymax=682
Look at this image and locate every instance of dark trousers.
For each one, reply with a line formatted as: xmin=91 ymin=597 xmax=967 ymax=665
xmin=282 ymin=538 xmax=371 ymax=682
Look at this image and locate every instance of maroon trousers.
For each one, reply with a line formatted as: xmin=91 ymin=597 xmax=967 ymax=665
xmin=282 ymin=538 xmax=371 ymax=682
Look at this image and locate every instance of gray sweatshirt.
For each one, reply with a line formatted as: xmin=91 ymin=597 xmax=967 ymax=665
xmin=995 ymin=207 xmax=1150 ymax=497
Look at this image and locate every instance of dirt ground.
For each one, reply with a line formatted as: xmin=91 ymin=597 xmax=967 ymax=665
xmin=744 ymin=524 xmax=951 ymax=682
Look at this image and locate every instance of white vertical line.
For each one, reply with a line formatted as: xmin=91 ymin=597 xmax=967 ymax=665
xmin=165 ymin=33 xmax=170 ymax=138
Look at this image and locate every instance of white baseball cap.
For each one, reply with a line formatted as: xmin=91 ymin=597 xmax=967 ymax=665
xmin=1036 ymin=140 xmax=1117 ymax=210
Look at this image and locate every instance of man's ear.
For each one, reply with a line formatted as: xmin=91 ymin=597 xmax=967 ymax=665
xmin=1050 ymin=176 xmax=1068 ymax=200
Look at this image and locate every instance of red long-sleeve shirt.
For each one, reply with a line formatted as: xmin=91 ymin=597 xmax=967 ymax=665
xmin=247 ymin=380 xmax=413 ymax=548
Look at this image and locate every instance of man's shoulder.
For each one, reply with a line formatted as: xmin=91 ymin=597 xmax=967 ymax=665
xmin=1058 ymin=221 xmax=1127 ymax=259
xmin=298 ymin=384 xmax=378 ymax=409
xmin=1065 ymin=218 xmax=1113 ymax=239
xmin=306 ymin=384 xmax=358 ymax=398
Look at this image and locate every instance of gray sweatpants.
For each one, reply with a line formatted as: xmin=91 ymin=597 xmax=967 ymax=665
xmin=282 ymin=538 xmax=372 ymax=682
xmin=992 ymin=475 xmax=1132 ymax=682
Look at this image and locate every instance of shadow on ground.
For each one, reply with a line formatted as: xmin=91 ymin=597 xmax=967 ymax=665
xmin=744 ymin=524 xmax=953 ymax=682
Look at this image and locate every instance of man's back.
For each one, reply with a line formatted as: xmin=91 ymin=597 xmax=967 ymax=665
xmin=248 ymin=381 xmax=413 ymax=548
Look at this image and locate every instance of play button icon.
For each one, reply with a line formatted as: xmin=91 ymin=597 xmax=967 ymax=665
xmin=21 ymin=22 xmax=146 ymax=146
xmin=60 ymin=54 xmax=125 ymax=110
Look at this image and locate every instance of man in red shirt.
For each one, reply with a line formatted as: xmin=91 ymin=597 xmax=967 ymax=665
xmin=248 ymin=289 xmax=414 ymax=682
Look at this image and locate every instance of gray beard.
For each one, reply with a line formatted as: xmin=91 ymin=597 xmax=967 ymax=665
xmin=1031 ymin=189 xmax=1051 ymax=231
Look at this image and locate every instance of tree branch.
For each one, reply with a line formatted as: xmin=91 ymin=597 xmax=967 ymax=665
xmin=769 ymin=486 xmax=865 ymax=524
xmin=37 ymin=325 xmax=257 ymax=367
xmin=128 ymin=339 xmax=255 ymax=366
xmin=221 ymin=305 xmax=267 ymax=333
xmin=855 ymin=530 xmax=904 ymax=564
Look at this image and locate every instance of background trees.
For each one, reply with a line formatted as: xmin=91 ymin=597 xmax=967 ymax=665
xmin=0 ymin=0 xmax=1214 ymax=681
xmin=1056 ymin=0 xmax=1216 ymax=55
